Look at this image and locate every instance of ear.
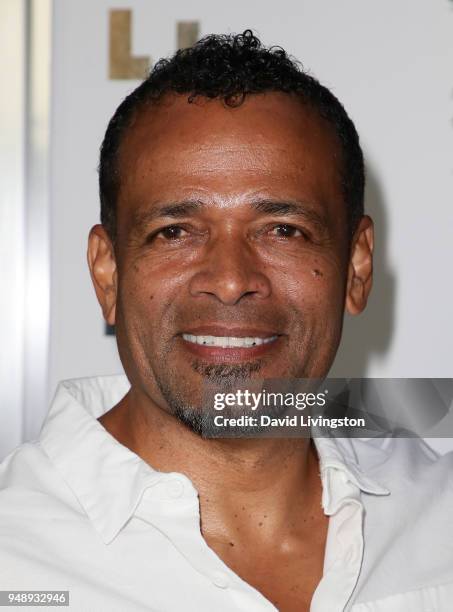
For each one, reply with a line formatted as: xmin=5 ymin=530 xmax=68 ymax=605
xmin=87 ymin=225 xmax=117 ymax=326
xmin=345 ymin=215 xmax=374 ymax=315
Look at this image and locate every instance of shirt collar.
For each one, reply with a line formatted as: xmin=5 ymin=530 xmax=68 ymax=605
xmin=313 ymin=436 xmax=390 ymax=514
xmin=40 ymin=376 xmax=163 ymax=544
xmin=40 ymin=375 xmax=389 ymax=543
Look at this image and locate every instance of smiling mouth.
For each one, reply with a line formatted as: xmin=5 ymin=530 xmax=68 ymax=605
xmin=181 ymin=334 xmax=278 ymax=348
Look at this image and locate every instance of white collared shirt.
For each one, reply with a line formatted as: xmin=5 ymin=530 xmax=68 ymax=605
xmin=1 ymin=375 xmax=453 ymax=611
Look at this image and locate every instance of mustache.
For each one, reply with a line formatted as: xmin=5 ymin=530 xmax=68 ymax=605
xmin=173 ymin=305 xmax=292 ymax=333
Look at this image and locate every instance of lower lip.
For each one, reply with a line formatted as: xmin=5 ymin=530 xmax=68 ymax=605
xmin=179 ymin=336 xmax=281 ymax=362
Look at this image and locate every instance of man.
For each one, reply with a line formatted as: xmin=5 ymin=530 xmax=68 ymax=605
xmin=1 ymin=30 xmax=452 ymax=612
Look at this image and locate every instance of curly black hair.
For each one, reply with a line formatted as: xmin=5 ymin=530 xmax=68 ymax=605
xmin=99 ymin=30 xmax=364 ymax=240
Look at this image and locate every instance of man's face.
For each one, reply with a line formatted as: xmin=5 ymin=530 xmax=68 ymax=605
xmin=89 ymin=92 xmax=372 ymax=418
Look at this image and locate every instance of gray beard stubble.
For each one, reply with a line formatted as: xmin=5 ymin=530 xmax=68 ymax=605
xmin=156 ymin=359 xmax=265 ymax=437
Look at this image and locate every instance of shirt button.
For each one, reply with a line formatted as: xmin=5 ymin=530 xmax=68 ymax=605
xmin=166 ymin=480 xmax=184 ymax=499
xmin=212 ymin=572 xmax=229 ymax=589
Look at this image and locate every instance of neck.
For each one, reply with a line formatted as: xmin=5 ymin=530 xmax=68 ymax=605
xmin=100 ymin=386 xmax=324 ymax=544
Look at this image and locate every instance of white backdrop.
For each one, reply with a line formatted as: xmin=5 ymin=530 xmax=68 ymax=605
xmin=3 ymin=0 xmax=453 ymax=458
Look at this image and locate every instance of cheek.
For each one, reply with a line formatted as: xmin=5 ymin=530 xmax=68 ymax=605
xmin=271 ymin=250 xmax=347 ymax=311
xmin=117 ymin=244 xmax=347 ymax=329
xmin=116 ymin=259 xmax=178 ymax=332
xmin=118 ymin=246 xmax=205 ymax=325
xmin=122 ymin=251 xmax=185 ymax=300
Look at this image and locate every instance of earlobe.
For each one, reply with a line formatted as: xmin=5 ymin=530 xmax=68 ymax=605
xmin=87 ymin=225 xmax=118 ymax=325
xmin=345 ymin=216 xmax=374 ymax=316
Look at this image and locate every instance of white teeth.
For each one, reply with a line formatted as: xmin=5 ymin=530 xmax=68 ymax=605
xmin=182 ymin=334 xmax=278 ymax=348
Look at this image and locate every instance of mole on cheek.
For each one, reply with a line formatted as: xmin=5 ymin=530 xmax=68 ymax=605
xmin=312 ymin=269 xmax=323 ymax=278
xmin=149 ymin=295 xmax=154 ymax=300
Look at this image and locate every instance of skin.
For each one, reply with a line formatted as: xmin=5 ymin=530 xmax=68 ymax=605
xmin=88 ymin=92 xmax=373 ymax=611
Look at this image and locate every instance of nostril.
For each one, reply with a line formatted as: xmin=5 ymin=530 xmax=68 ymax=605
xmin=188 ymin=269 xmax=271 ymax=304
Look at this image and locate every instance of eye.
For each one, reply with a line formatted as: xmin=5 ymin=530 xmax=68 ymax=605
xmin=156 ymin=225 xmax=187 ymax=240
xmin=270 ymin=224 xmax=304 ymax=238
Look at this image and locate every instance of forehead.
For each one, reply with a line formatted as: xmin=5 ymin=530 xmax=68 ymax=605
xmin=117 ymin=92 xmax=344 ymax=221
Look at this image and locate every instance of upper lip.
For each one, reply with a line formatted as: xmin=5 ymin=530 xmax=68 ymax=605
xmin=180 ymin=325 xmax=281 ymax=338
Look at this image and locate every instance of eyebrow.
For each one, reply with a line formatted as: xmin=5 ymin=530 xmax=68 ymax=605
xmin=250 ymin=199 xmax=327 ymax=227
xmin=131 ymin=198 xmax=328 ymax=229
xmin=131 ymin=200 xmax=204 ymax=228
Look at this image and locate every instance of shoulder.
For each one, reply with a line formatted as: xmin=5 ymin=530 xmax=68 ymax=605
xmin=0 ymin=443 xmax=98 ymax=590
xmin=1 ymin=440 xmax=58 ymax=487
xmin=351 ymin=436 xmax=453 ymax=493
xmin=349 ymin=437 xmax=453 ymax=600
xmin=0 ymin=441 xmax=84 ymax=525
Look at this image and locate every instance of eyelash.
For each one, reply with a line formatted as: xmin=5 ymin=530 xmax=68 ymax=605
xmin=269 ymin=224 xmax=305 ymax=239
xmin=146 ymin=225 xmax=188 ymax=242
xmin=147 ymin=223 xmax=309 ymax=243
xmin=158 ymin=225 xmax=187 ymax=240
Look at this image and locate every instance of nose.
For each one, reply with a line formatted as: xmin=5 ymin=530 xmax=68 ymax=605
xmin=188 ymin=236 xmax=272 ymax=306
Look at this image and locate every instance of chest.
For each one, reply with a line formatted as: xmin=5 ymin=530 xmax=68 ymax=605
xmin=205 ymin=524 xmax=328 ymax=612
xmin=234 ymin=555 xmax=323 ymax=612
